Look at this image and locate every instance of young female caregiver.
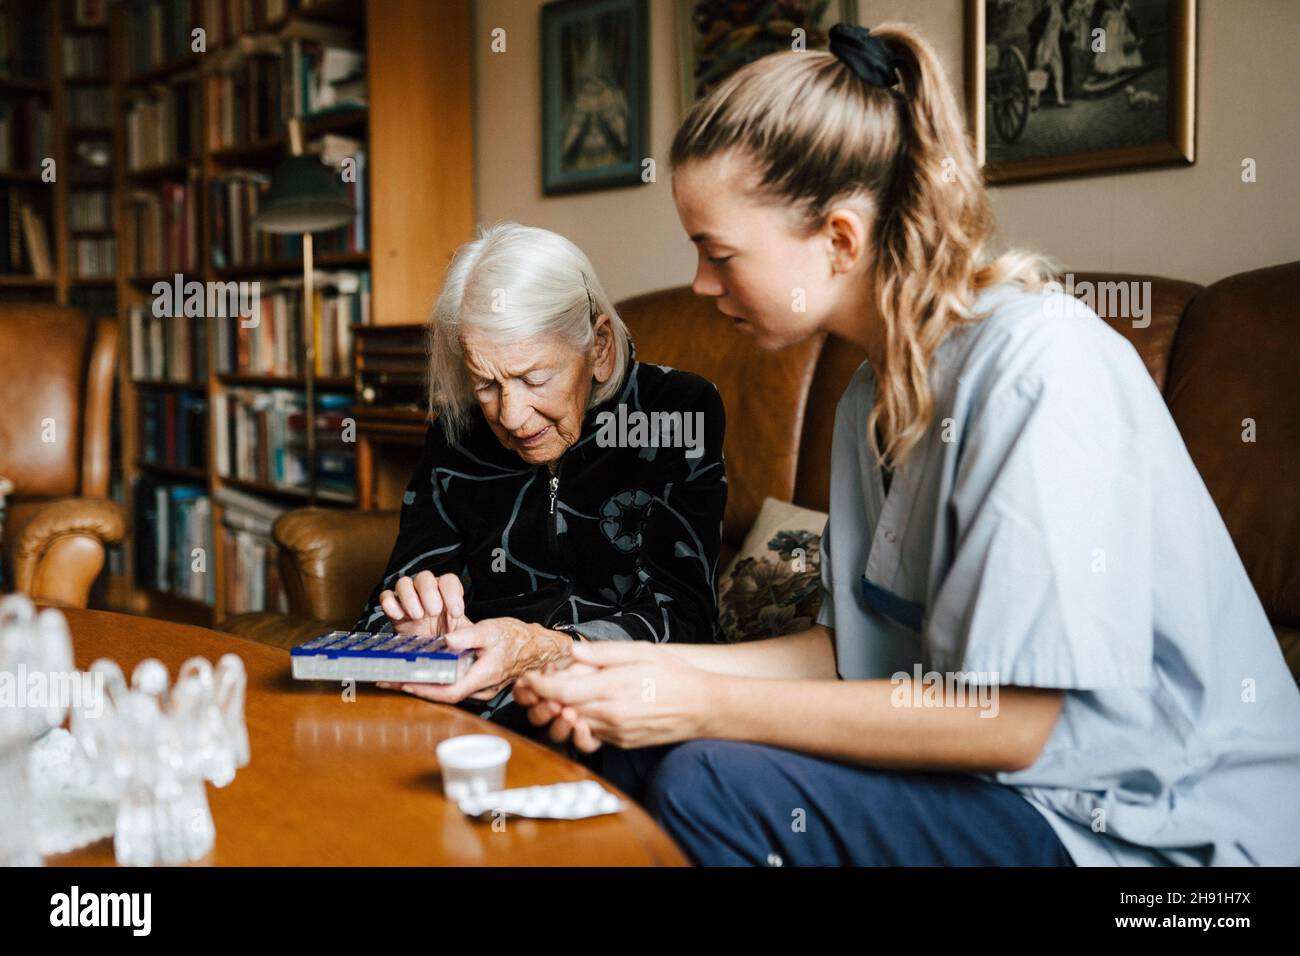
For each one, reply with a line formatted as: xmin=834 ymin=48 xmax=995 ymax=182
xmin=513 ymin=23 xmax=1300 ymax=866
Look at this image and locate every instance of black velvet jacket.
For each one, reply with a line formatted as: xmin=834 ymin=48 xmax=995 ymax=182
xmin=354 ymin=344 xmax=727 ymax=679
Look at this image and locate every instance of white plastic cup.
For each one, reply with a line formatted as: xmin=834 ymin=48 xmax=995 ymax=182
xmin=436 ymin=734 xmax=511 ymax=801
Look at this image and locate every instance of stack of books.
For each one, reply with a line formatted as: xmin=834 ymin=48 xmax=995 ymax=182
xmin=126 ymin=178 xmax=200 ymax=275
xmin=139 ymin=391 xmax=208 ymax=470
xmin=133 ymin=476 xmax=215 ymax=605
xmin=213 ymin=269 xmax=370 ymax=378
xmin=128 ymin=305 xmax=207 ymax=382
xmin=125 ymin=78 xmax=199 ymax=170
xmin=216 ymin=485 xmax=290 ymax=615
xmin=122 ymin=0 xmax=197 ymax=77
xmin=215 ymin=387 xmax=356 ymax=500
xmin=0 ymin=99 xmax=52 ymax=172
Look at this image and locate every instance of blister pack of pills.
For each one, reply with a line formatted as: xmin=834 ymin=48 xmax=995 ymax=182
xmin=290 ymin=631 xmax=475 ymax=684
xmin=457 ymin=780 xmax=625 ymax=821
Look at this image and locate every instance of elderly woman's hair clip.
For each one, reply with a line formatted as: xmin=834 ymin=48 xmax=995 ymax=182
xmin=829 ymin=23 xmax=901 ymax=89
xmin=583 ymin=275 xmax=595 ymax=320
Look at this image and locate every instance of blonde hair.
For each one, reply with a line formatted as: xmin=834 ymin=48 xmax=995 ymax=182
xmin=670 ymin=22 xmax=1053 ymax=468
xmin=427 ymin=221 xmax=631 ymax=442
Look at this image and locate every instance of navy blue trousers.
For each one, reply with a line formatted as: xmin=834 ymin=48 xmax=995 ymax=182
xmin=599 ymin=740 xmax=1076 ymax=867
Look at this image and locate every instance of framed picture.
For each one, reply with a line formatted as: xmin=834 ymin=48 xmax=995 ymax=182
xmin=676 ymin=0 xmax=857 ymax=116
xmin=966 ymin=0 xmax=1195 ymax=183
xmin=541 ymin=0 xmax=649 ymax=196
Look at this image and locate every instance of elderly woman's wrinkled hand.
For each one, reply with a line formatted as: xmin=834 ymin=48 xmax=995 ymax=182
xmin=379 ymin=616 xmax=572 ymax=706
xmin=379 ymin=570 xmax=469 ymax=636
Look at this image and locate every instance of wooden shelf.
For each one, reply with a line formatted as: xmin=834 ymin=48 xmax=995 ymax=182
xmin=0 ymin=169 xmax=45 ymax=182
xmin=0 ymin=76 xmax=49 ymax=94
xmin=123 ymin=54 xmax=200 ymax=89
xmin=217 ymin=373 xmax=354 ymax=390
xmin=219 ymin=475 xmax=356 ymax=507
xmin=213 ymin=252 xmax=370 ymax=278
xmin=136 ymin=461 xmax=208 ymax=481
xmin=132 ymin=378 xmax=207 ymax=391
xmin=0 ymin=275 xmax=55 ymax=287
xmin=127 ymin=159 xmax=198 ymax=181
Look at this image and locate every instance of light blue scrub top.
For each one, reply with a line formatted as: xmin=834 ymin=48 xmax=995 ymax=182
xmin=816 ymin=281 xmax=1300 ymax=866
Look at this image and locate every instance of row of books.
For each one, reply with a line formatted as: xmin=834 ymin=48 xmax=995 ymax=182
xmin=72 ymin=236 xmax=115 ymax=276
xmin=139 ymin=389 xmax=209 ymax=470
xmin=213 ymin=269 xmax=369 ymax=378
xmin=206 ymin=21 xmax=365 ymax=151
xmin=214 ymin=387 xmax=356 ymax=498
xmin=209 ymin=146 xmax=365 ymax=269
xmin=199 ymin=0 xmax=293 ymax=50
xmin=69 ymin=0 xmax=110 ymax=28
xmin=121 ymin=0 xmax=197 ymax=79
xmin=126 ymin=178 xmax=200 ymax=274
xmin=62 ymin=34 xmax=108 ymax=79
xmin=216 ymin=484 xmax=289 ymax=615
xmin=128 ymin=306 xmax=207 ymax=381
xmin=0 ymin=190 xmax=53 ymax=276
xmin=132 ymin=476 xmax=216 ymax=605
xmin=0 ymin=2 xmax=50 ymax=81
xmin=68 ymin=189 xmax=112 ymax=230
xmin=125 ymin=78 xmax=200 ymax=171
xmin=67 ymin=87 xmax=112 ymax=129
xmin=0 ymin=99 xmax=52 ymax=173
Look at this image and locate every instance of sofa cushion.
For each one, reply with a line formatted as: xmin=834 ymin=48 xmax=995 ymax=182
xmin=718 ymin=497 xmax=827 ymax=642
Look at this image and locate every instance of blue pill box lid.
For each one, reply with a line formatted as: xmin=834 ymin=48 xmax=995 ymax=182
xmin=291 ymin=630 xmax=467 ymax=662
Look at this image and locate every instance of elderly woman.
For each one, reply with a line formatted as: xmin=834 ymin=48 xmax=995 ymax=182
xmin=351 ymin=222 xmax=727 ymax=736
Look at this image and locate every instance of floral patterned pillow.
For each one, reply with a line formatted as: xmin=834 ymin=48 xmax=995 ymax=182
xmin=718 ymin=497 xmax=827 ymax=643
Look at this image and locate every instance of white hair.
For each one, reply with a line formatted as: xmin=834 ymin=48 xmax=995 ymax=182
xmin=427 ymin=221 xmax=631 ymax=442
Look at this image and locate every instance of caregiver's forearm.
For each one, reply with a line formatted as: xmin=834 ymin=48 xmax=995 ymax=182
xmin=701 ymin=675 xmax=1064 ymax=773
xmin=666 ymin=625 xmax=838 ymax=680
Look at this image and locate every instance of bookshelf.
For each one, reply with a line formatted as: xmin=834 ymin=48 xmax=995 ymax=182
xmin=95 ymin=0 xmax=474 ymax=627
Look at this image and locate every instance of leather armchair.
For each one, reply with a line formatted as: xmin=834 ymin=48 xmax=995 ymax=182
xmin=220 ymin=508 xmax=399 ymax=648
xmin=0 ymin=304 xmax=126 ymax=608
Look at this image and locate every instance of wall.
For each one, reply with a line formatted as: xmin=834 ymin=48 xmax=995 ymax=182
xmin=473 ymin=0 xmax=1300 ymax=301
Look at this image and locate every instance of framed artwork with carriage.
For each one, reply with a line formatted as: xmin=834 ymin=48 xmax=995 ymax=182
xmin=965 ymin=0 xmax=1195 ymax=183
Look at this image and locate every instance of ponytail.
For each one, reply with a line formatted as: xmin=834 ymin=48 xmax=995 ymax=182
xmin=671 ymin=23 xmax=1052 ymax=469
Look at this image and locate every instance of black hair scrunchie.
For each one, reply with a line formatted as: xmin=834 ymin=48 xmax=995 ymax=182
xmin=829 ymin=23 xmax=900 ymax=89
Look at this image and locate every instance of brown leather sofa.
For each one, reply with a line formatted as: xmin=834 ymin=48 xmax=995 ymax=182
xmin=0 ymin=304 xmax=126 ymax=608
xmin=221 ymin=262 xmax=1300 ymax=680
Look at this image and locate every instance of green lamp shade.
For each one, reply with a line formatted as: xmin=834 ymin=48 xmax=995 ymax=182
xmin=253 ymin=155 xmax=355 ymax=234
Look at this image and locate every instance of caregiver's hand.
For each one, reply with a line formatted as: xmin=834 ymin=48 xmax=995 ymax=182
xmin=379 ymin=571 xmax=469 ymax=636
xmin=379 ymin=617 xmax=569 ymax=705
xmin=517 ymin=661 xmax=602 ymax=753
xmin=519 ymin=640 xmax=714 ymax=750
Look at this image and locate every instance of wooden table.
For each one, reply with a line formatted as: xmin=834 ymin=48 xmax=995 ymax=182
xmin=45 ymin=608 xmax=687 ymax=866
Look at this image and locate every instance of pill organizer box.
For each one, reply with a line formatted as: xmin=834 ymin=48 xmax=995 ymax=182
xmin=290 ymin=630 xmax=475 ymax=684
